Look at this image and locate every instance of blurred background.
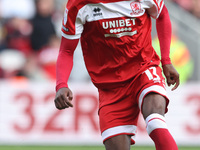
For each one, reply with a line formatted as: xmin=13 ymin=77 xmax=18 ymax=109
xmin=0 ymin=0 xmax=200 ymax=149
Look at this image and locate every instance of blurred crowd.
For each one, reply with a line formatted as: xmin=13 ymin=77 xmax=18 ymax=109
xmin=0 ymin=0 xmax=66 ymax=81
xmin=171 ymin=0 xmax=200 ymax=18
xmin=0 ymin=0 xmax=199 ymax=82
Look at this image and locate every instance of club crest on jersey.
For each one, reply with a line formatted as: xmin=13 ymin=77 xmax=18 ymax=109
xmin=130 ymin=2 xmax=144 ymax=15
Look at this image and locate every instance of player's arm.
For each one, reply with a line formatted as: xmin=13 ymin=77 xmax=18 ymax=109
xmin=54 ymin=37 xmax=79 ymax=110
xmin=54 ymin=1 xmax=84 ymax=109
xmin=156 ymin=5 xmax=179 ymax=90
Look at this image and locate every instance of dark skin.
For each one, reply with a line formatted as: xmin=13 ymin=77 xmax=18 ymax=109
xmin=54 ymin=64 xmax=179 ymax=150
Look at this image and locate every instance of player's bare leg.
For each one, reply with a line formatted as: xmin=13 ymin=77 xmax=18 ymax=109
xmin=104 ymin=134 xmax=131 ymax=150
xmin=142 ymin=92 xmax=166 ymax=119
xmin=142 ymin=92 xmax=178 ymax=150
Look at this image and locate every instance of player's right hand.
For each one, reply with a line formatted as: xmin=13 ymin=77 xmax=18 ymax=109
xmin=54 ymin=87 xmax=73 ymax=110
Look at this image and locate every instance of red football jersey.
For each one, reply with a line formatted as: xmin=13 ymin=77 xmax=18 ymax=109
xmin=62 ymin=0 xmax=164 ymax=88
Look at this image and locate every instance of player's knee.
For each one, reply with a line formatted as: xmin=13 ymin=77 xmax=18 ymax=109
xmin=142 ymin=93 xmax=166 ymax=119
xmin=151 ymin=101 xmax=165 ymax=114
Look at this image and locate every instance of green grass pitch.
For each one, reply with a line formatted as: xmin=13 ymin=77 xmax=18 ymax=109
xmin=0 ymin=146 xmax=200 ymax=150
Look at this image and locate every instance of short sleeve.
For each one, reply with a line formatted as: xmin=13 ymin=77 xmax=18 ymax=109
xmin=144 ymin=0 xmax=164 ymax=19
xmin=62 ymin=1 xmax=84 ymax=39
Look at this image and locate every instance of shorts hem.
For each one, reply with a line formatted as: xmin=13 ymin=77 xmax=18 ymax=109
xmin=138 ymin=85 xmax=169 ymax=112
xmin=101 ymin=125 xmax=137 ymax=145
xmin=103 ymin=133 xmax=136 ymax=145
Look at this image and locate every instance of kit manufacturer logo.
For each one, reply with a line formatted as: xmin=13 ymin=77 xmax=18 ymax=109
xmin=93 ymin=7 xmax=103 ymax=16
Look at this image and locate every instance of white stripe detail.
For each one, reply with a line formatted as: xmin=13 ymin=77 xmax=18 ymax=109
xmin=104 ymin=30 xmax=137 ymax=38
xmin=156 ymin=0 xmax=164 ymax=19
xmin=62 ymin=32 xmax=81 ymax=40
xmin=138 ymin=85 xmax=167 ymax=110
xmin=145 ymin=0 xmax=164 ymax=19
xmin=145 ymin=113 xmax=168 ymax=134
xmin=102 ymin=125 xmax=137 ymax=142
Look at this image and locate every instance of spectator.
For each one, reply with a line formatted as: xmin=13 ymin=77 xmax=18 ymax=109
xmin=0 ymin=0 xmax=34 ymax=53
xmin=173 ymin=0 xmax=192 ymax=11
xmin=0 ymin=19 xmax=6 ymax=51
xmin=172 ymin=0 xmax=200 ymax=19
xmin=0 ymin=0 xmax=35 ymax=19
xmin=191 ymin=0 xmax=200 ymax=18
xmin=30 ymin=0 xmax=56 ymax=52
xmin=3 ymin=17 xmax=33 ymax=56
xmin=37 ymin=35 xmax=60 ymax=80
xmin=0 ymin=49 xmax=26 ymax=78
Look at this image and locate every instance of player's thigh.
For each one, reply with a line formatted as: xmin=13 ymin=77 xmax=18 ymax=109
xmin=104 ymin=134 xmax=131 ymax=150
xmin=142 ymin=92 xmax=167 ymax=119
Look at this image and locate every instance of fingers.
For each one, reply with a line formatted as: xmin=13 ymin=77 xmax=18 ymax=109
xmin=61 ymin=94 xmax=73 ymax=107
xmin=67 ymin=91 xmax=73 ymax=101
xmin=54 ymin=93 xmax=73 ymax=110
xmin=171 ymin=76 xmax=179 ymax=91
xmin=166 ymin=74 xmax=180 ymax=91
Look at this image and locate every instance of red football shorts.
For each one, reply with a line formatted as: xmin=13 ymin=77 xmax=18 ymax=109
xmin=98 ymin=66 xmax=169 ymax=144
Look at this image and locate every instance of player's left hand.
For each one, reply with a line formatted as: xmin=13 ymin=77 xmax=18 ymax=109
xmin=162 ymin=64 xmax=180 ymax=91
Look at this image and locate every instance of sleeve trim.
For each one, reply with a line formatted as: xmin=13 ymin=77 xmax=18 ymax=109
xmin=62 ymin=32 xmax=81 ymax=40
